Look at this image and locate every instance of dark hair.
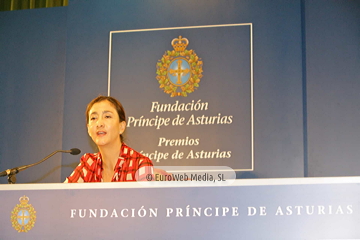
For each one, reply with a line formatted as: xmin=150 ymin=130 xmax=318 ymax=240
xmin=86 ymin=95 xmax=126 ymax=142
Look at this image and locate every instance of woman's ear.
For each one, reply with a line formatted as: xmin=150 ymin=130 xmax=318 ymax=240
xmin=87 ymin=124 xmax=91 ymax=137
xmin=119 ymin=121 xmax=126 ymax=134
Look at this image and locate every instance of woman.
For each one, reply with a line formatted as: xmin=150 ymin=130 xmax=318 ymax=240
xmin=65 ymin=96 xmax=153 ymax=182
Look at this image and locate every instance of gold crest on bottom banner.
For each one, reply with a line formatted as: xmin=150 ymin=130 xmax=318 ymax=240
xmin=11 ymin=195 xmax=37 ymax=232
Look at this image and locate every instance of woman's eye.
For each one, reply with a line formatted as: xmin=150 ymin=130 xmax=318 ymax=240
xmin=105 ymin=115 xmax=112 ymax=118
xmin=90 ymin=117 xmax=96 ymax=121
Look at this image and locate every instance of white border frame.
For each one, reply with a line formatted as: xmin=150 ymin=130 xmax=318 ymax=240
xmin=108 ymin=23 xmax=254 ymax=171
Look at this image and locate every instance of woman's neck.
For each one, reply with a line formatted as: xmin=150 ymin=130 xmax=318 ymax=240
xmin=98 ymin=141 xmax=122 ymax=171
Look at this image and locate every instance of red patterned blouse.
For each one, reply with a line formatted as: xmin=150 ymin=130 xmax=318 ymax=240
xmin=64 ymin=143 xmax=153 ymax=182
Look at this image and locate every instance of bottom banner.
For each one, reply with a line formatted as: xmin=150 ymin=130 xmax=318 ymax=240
xmin=0 ymin=177 xmax=359 ymax=239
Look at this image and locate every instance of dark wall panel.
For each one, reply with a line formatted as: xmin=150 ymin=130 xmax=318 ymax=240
xmin=0 ymin=8 xmax=67 ymax=183
xmin=305 ymin=0 xmax=360 ymax=176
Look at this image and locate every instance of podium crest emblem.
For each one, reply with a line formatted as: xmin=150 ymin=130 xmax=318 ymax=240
xmin=11 ymin=195 xmax=37 ymax=232
xmin=156 ymin=36 xmax=203 ymax=97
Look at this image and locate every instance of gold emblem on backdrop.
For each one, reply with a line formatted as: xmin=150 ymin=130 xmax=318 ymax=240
xmin=156 ymin=36 xmax=203 ymax=97
xmin=11 ymin=195 xmax=37 ymax=232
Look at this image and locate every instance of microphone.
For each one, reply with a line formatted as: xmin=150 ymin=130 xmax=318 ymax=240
xmin=65 ymin=148 xmax=81 ymax=155
xmin=0 ymin=148 xmax=81 ymax=179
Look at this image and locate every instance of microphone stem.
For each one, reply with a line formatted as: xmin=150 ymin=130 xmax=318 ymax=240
xmin=5 ymin=151 xmax=61 ymax=184
xmin=17 ymin=150 xmax=61 ymax=172
xmin=0 ymin=149 xmax=76 ymax=183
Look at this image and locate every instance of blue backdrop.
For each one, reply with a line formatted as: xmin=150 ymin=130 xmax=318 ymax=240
xmin=0 ymin=0 xmax=359 ymax=183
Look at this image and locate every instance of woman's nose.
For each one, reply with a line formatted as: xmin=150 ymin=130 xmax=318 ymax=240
xmin=96 ymin=118 xmax=104 ymax=128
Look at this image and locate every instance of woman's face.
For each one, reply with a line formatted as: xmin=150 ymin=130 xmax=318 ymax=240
xmin=87 ymin=100 xmax=125 ymax=147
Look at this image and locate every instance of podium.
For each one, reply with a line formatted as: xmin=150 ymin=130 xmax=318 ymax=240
xmin=1 ymin=177 xmax=360 ymax=239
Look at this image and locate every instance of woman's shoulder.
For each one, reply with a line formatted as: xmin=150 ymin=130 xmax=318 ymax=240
xmin=123 ymin=143 xmax=149 ymax=159
xmin=80 ymin=152 xmax=99 ymax=162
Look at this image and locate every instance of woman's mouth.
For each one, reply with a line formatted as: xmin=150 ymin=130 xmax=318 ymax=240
xmin=97 ymin=131 xmax=107 ymax=136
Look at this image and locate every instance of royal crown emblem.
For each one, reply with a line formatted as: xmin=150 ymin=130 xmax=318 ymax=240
xmin=156 ymin=36 xmax=203 ymax=97
xmin=11 ymin=195 xmax=37 ymax=232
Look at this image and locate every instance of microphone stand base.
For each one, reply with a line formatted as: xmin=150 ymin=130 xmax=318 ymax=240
xmin=8 ymin=173 xmax=16 ymax=184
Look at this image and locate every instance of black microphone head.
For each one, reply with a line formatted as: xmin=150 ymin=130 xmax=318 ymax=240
xmin=70 ymin=148 xmax=81 ymax=155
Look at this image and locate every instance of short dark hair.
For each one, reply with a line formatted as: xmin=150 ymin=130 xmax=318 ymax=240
xmin=86 ymin=95 xmax=126 ymax=142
